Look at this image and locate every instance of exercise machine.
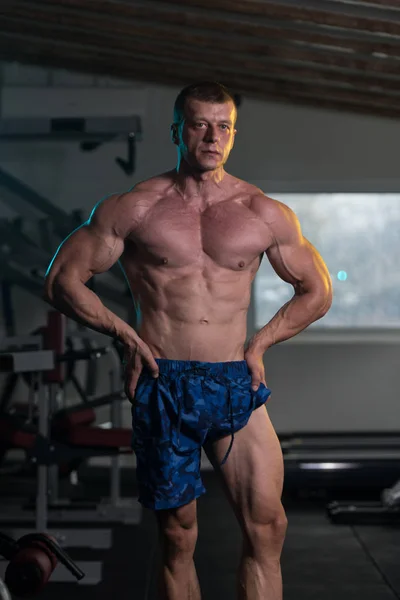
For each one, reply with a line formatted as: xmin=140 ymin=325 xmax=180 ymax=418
xmin=0 ymin=339 xmax=126 ymax=584
xmin=327 ymin=478 xmax=400 ymax=525
xmin=281 ymin=431 xmax=400 ymax=497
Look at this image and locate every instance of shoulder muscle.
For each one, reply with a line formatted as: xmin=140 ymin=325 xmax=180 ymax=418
xmin=250 ymin=193 xmax=302 ymax=247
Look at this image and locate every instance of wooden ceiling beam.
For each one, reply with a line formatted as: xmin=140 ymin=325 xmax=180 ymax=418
xmin=2 ymin=32 xmax=400 ymax=119
xmin=4 ymin=14 xmax=400 ymax=90
xmin=153 ymin=0 xmax=400 ymax=36
xmin=6 ymin=0 xmax=400 ymax=58
xmin=4 ymin=48 xmax=400 ymax=121
xmin=330 ymin=0 xmax=400 ymax=8
xmin=266 ymin=0 xmax=400 ymax=18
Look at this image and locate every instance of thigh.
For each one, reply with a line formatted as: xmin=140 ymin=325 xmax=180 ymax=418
xmin=203 ymin=405 xmax=285 ymax=531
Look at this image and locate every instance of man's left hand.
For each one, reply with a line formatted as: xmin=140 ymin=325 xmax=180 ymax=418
xmin=244 ymin=346 xmax=267 ymax=391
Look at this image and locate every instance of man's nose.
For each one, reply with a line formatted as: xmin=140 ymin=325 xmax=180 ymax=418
xmin=204 ymin=126 xmax=219 ymax=142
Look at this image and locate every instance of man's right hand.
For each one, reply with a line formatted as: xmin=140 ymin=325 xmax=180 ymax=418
xmin=123 ymin=339 xmax=159 ymax=402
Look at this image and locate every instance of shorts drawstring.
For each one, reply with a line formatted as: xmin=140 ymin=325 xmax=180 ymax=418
xmin=219 ymin=385 xmax=234 ymax=466
xmin=176 ymin=397 xmax=183 ymax=451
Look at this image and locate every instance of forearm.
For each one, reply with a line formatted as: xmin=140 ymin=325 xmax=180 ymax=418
xmin=250 ymin=290 xmax=331 ymax=353
xmin=44 ymin=277 xmax=139 ymax=348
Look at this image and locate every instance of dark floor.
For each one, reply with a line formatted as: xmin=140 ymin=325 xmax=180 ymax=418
xmin=1 ymin=469 xmax=400 ymax=599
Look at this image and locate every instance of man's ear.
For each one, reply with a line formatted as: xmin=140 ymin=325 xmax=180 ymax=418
xmin=171 ymin=123 xmax=179 ymax=145
xmin=231 ymin=128 xmax=237 ymax=149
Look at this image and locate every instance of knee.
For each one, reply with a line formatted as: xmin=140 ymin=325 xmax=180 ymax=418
xmin=244 ymin=505 xmax=288 ymax=555
xmin=157 ymin=504 xmax=198 ymax=560
xmin=162 ymin=522 xmax=198 ymax=557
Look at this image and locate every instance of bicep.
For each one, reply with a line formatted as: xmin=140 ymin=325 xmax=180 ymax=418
xmin=46 ymin=222 xmax=124 ymax=285
xmin=266 ymin=236 xmax=330 ymax=294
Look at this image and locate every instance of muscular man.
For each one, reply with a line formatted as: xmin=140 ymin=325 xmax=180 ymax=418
xmin=44 ymin=81 xmax=332 ymax=600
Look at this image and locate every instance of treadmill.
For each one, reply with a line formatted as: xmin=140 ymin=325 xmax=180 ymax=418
xmin=279 ymin=432 xmax=400 ymax=524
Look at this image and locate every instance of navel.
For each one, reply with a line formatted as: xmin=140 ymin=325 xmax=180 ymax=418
xmin=161 ymin=257 xmax=168 ymax=265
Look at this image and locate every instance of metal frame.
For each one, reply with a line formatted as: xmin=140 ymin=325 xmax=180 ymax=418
xmin=0 ymin=341 xmax=135 ymax=586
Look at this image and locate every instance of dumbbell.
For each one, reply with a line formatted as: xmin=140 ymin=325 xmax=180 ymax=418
xmin=0 ymin=532 xmax=84 ymax=597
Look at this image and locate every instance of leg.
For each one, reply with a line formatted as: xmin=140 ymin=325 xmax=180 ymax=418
xmin=204 ymin=406 xmax=287 ymax=600
xmin=155 ymin=498 xmax=202 ymax=600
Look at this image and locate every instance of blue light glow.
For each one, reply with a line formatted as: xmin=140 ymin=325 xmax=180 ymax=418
xmin=337 ymin=271 xmax=348 ymax=281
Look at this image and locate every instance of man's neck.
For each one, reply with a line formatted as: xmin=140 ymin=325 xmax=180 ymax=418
xmin=174 ymin=164 xmax=228 ymax=203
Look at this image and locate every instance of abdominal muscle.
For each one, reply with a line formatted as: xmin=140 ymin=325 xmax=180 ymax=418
xmin=139 ymin=311 xmax=248 ymax=362
xmin=133 ymin=272 xmax=251 ymax=362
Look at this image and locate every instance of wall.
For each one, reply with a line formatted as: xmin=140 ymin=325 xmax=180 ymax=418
xmin=1 ymin=61 xmax=399 ymax=434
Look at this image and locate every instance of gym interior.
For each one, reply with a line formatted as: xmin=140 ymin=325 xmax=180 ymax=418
xmin=1 ymin=2 xmax=400 ymax=599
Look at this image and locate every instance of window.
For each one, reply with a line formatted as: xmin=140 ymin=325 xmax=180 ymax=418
xmin=255 ymin=194 xmax=400 ymax=328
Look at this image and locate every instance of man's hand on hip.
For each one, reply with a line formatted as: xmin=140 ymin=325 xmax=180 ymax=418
xmin=123 ymin=339 xmax=159 ymax=402
xmin=244 ymin=346 xmax=267 ymax=391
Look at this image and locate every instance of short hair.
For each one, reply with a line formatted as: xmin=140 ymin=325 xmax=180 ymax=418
xmin=173 ymin=81 xmax=237 ymax=124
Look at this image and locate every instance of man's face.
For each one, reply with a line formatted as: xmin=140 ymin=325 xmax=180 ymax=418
xmin=173 ymin=98 xmax=237 ymax=171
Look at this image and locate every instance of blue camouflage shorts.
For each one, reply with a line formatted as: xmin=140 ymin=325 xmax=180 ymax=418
xmin=131 ymin=359 xmax=271 ymax=510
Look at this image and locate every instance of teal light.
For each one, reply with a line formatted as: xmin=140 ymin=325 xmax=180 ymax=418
xmin=337 ymin=271 xmax=348 ymax=281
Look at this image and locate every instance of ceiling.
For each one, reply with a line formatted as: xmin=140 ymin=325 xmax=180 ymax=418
xmin=1 ymin=0 xmax=400 ymax=119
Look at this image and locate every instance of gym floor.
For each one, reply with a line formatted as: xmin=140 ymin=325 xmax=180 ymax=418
xmin=2 ymin=467 xmax=400 ymax=600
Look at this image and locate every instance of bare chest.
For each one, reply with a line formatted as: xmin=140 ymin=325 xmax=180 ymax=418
xmin=131 ymin=199 xmax=270 ymax=271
